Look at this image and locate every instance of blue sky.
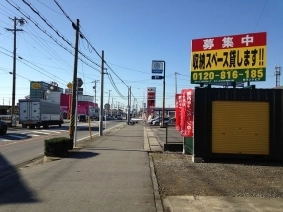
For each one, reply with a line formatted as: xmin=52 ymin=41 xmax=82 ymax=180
xmin=0 ymin=0 xmax=282 ymax=110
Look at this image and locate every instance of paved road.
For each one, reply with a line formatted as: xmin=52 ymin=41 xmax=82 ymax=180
xmin=0 ymin=120 xmax=125 ymax=178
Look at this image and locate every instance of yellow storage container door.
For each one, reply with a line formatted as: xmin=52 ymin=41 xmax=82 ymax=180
xmin=212 ymin=101 xmax=269 ymax=155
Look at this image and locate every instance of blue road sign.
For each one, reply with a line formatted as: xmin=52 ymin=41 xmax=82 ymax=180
xmin=152 ymin=61 xmax=164 ymax=74
xmin=152 ymin=75 xmax=164 ymax=80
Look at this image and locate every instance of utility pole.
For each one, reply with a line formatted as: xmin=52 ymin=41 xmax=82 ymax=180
xmin=117 ymin=102 xmax=119 ymax=115
xmin=127 ymin=86 xmax=131 ymax=124
xmin=111 ymin=97 xmax=115 ymax=116
xmin=69 ymin=19 xmax=80 ymax=140
xmin=108 ymin=90 xmax=111 ymax=104
xmin=174 ymin=72 xmax=180 ymax=95
xmin=99 ymin=51 xmax=105 ymax=136
xmin=92 ymin=80 xmax=99 ymax=106
xmin=274 ymin=65 xmax=282 ymax=87
xmin=6 ymin=17 xmax=24 ymax=126
xmin=107 ymin=89 xmax=111 ymax=116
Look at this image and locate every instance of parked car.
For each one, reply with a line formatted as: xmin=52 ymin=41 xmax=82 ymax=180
xmin=0 ymin=119 xmax=7 ymax=135
xmin=148 ymin=116 xmax=159 ymax=125
xmin=152 ymin=117 xmax=170 ymax=126
xmin=116 ymin=115 xmax=122 ymax=120
xmin=161 ymin=117 xmax=176 ymax=126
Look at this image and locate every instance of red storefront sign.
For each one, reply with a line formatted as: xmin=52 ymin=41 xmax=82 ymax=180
xmin=147 ymin=87 xmax=156 ymax=114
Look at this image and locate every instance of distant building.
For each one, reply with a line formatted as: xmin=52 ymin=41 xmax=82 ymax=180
xmin=29 ymin=81 xmax=63 ymax=99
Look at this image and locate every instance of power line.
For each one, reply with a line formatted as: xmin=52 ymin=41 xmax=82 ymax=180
xmin=254 ymin=0 xmax=268 ymax=31
xmin=19 ymin=0 xmax=101 ymax=69
xmin=6 ymin=0 xmax=101 ymax=73
xmin=53 ymin=0 xmax=103 ymax=63
xmin=53 ymin=0 xmax=73 ymax=22
xmin=53 ymin=0 xmax=133 ymax=96
xmin=0 ymin=48 xmax=68 ymax=85
xmin=36 ymin=0 xmax=63 ymax=15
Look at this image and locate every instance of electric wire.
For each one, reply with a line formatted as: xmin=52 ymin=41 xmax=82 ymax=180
xmin=53 ymin=0 xmax=130 ymax=100
xmin=21 ymin=0 xmax=101 ymax=69
xmin=0 ymin=47 xmax=68 ymax=85
xmin=36 ymin=0 xmax=63 ymax=15
xmin=254 ymin=0 xmax=268 ymax=31
xmin=6 ymin=0 xmax=101 ymax=73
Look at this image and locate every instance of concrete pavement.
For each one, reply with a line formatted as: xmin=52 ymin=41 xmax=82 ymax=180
xmin=0 ymin=123 xmax=161 ymax=212
xmin=1 ymin=123 xmax=283 ymax=211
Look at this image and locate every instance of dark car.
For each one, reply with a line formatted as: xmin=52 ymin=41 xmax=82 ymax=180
xmin=148 ymin=116 xmax=159 ymax=125
xmin=162 ymin=117 xmax=176 ymax=126
xmin=116 ymin=115 xmax=122 ymax=120
xmin=152 ymin=117 xmax=170 ymax=126
xmin=78 ymin=115 xmax=87 ymax=122
xmin=0 ymin=119 xmax=7 ymax=135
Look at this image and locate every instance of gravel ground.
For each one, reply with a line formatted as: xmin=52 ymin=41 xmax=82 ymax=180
xmin=151 ymin=152 xmax=283 ymax=198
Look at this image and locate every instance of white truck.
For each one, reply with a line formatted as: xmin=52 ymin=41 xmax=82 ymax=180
xmin=89 ymin=107 xmax=100 ymax=121
xmin=19 ymin=99 xmax=63 ymax=129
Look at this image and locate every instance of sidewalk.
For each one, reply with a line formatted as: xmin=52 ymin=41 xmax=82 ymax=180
xmin=0 ymin=124 xmax=161 ymax=212
xmin=1 ymin=123 xmax=283 ymax=212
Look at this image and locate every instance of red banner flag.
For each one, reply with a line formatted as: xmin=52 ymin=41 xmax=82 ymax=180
xmin=181 ymin=89 xmax=194 ymax=137
xmin=175 ymin=94 xmax=181 ymax=131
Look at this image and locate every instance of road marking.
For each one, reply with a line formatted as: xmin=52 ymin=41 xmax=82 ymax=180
xmin=22 ymin=133 xmax=40 ymax=137
xmin=20 ymin=132 xmax=40 ymax=136
xmin=0 ymin=138 xmax=12 ymax=141
xmin=31 ymin=131 xmax=50 ymax=135
xmin=6 ymin=134 xmax=27 ymax=139
xmin=40 ymin=130 xmax=61 ymax=134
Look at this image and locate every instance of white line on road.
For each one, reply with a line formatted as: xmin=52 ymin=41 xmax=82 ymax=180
xmin=0 ymin=138 xmax=12 ymax=141
xmin=20 ymin=132 xmax=40 ymax=136
xmin=31 ymin=131 xmax=50 ymax=135
xmin=40 ymin=130 xmax=61 ymax=134
xmin=6 ymin=134 xmax=27 ymax=139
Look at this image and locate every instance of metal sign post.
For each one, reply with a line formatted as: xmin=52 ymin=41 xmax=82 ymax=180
xmin=152 ymin=60 xmax=166 ymax=127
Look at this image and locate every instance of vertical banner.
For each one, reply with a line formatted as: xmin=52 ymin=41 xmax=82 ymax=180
xmin=175 ymin=94 xmax=181 ymax=131
xmin=147 ymin=87 xmax=156 ymax=115
xmin=181 ymin=89 xmax=194 ymax=137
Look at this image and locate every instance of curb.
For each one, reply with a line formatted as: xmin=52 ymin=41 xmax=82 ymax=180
xmin=149 ymin=153 xmax=164 ymax=212
xmin=144 ymin=126 xmax=163 ymax=153
xmin=162 ymin=198 xmax=173 ymax=212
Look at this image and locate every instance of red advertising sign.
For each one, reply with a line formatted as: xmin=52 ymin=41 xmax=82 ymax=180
xmin=147 ymin=87 xmax=156 ymax=114
xmin=191 ymin=32 xmax=267 ymax=84
xmin=175 ymin=94 xmax=181 ymax=131
xmin=180 ymin=89 xmax=194 ymax=137
xmin=147 ymin=92 xmax=155 ymax=99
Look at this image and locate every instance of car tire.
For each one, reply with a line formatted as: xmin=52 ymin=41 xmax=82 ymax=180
xmin=0 ymin=126 xmax=7 ymax=135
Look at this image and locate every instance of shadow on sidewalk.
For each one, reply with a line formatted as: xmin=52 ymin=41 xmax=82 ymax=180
xmin=86 ymin=147 xmax=145 ymax=152
xmin=0 ymin=155 xmax=38 ymax=204
xmin=67 ymin=151 xmax=99 ymax=159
